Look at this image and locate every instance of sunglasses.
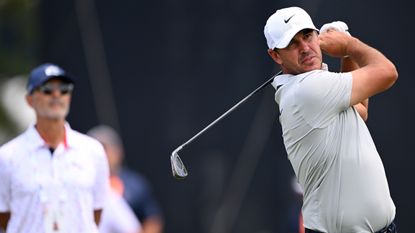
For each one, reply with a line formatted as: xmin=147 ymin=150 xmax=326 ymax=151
xmin=36 ymin=83 xmax=74 ymax=95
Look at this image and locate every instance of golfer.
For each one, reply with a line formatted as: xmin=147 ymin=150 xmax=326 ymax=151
xmin=264 ymin=6 xmax=398 ymax=233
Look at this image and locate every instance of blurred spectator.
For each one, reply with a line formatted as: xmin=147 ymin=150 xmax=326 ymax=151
xmin=88 ymin=125 xmax=164 ymax=233
xmin=88 ymin=124 xmax=141 ymax=233
xmin=0 ymin=63 xmax=109 ymax=233
xmin=286 ymin=176 xmax=304 ymax=233
xmin=98 ymin=189 xmax=142 ymax=233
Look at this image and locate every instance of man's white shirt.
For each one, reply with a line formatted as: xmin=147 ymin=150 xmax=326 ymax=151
xmin=0 ymin=123 xmax=109 ymax=233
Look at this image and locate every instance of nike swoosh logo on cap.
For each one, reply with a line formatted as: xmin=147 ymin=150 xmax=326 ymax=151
xmin=284 ymin=14 xmax=295 ymax=23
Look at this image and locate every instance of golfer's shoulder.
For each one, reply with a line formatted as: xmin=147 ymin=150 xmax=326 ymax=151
xmin=298 ymin=70 xmax=345 ymax=88
xmin=295 ymin=69 xmax=327 ymax=88
xmin=295 ymin=70 xmax=338 ymax=101
xmin=299 ymin=69 xmax=333 ymax=81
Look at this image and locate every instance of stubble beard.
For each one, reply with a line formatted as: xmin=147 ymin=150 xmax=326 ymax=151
xmin=37 ymin=103 xmax=70 ymax=121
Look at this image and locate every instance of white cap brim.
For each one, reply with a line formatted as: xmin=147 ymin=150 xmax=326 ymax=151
xmin=275 ymin=26 xmax=318 ymax=49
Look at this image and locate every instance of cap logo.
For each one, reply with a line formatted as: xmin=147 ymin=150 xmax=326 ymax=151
xmin=284 ymin=14 xmax=295 ymax=23
xmin=44 ymin=65 xmax=63 ymax=76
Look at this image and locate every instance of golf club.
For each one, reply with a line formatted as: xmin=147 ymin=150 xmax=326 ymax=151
xmin=170 ymin=70 xmax=282 ymax=179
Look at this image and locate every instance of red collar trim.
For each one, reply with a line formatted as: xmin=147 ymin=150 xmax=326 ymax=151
xmin=36 ymin=126 xmax=68 ymax=149
xmin=63 ymin=127 xmax=68 ymax=149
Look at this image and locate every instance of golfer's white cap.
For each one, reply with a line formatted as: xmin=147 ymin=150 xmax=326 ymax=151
xmin=264 ymin=7 xmax=318 ymax=49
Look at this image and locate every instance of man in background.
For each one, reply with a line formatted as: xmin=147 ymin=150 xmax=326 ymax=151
xmin=0 ymin=63 xmax=109 ymax=233
xmin=88 ymin=125 xmax=164 ymax=233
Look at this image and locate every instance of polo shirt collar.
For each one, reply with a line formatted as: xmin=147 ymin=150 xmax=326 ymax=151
xmin=25 ymin=125 xmax=45 ymax=149
xmin=271 ymin=63 xmax=329 ymax=90
xmin=24 ymin=122 xmax=75 ymax=150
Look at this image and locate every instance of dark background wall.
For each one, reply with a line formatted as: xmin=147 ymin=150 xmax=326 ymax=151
xmin=38 ymin=0 xmax=414 ymax=232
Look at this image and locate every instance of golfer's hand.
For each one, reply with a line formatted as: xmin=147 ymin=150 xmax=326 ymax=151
xmin=318 ymin=30 xmax=353 ymax=58
xmin=320 ymin=21 xmax=351 ymax=35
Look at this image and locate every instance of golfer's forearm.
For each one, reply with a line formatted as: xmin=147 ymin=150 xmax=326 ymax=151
xmin=354 ymin=101 xmax=368 ymax=121
xmin=341 ymin=56 xmax=359 ymax=72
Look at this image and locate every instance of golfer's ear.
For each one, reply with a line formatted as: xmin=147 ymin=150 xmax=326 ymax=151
xmin=268 ymin=49 xmax=283 ymax=65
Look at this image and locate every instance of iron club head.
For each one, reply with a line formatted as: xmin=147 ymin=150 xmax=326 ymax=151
xmin=171 ymin=146 xmax=188 ymax=179
xmin=169 ymin=71 xmax=281 ymax=179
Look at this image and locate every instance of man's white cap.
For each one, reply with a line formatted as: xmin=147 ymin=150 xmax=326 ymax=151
xmin=264 ymin=7 xmax=318 ymax=49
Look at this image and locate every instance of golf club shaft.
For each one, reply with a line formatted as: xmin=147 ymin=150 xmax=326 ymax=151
xmin=178 ymin=71 xmax=281 ymax=151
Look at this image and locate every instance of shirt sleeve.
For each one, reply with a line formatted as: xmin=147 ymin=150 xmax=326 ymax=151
xmin=92 ymin=142 xmax=110 ymax=210
xmin=99 ymin=193 xmax=141 ymax=233
xmin=0 ymin=150 xmax=11 ymax=212
xmin=296 ymin=70 xmax=352 ymax=128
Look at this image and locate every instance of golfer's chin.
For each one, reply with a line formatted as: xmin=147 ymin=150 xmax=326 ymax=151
xmin=301 ymin=60 xmax=322 ymax=72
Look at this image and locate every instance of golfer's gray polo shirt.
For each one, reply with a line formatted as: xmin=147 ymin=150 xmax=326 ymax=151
xmin=272 ymin=69 xmax=395 ymax=232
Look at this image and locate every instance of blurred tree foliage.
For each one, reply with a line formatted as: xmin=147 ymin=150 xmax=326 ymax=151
xmin=0 ymin=0 xmax=38 ymax=74
xmin=0 ymin=0 xmax=38 ymax=143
